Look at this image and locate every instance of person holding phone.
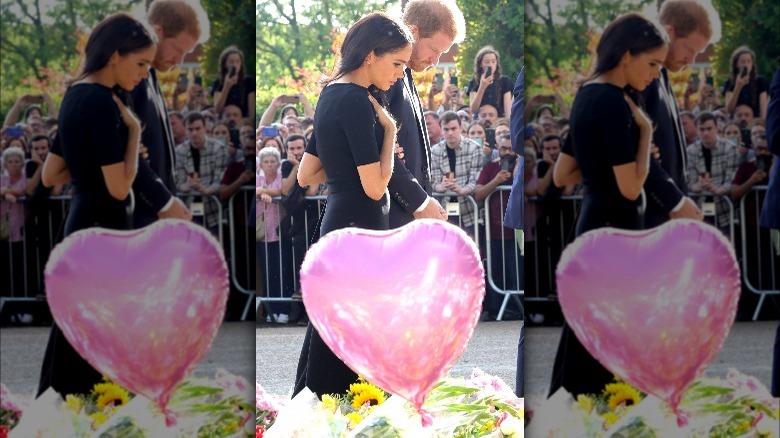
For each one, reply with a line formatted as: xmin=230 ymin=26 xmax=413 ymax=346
xmin=258 ymin=93 xmax=315 ymax=127
xmin=37 ymin=13 xmax=156 ymax=398
xmin=549 ymin=13 xmax=668 ymax=398
xmin=467 ymin=46 xmax=513 ymax=119
xmin=723 ymin=46 xmax=769 ymax=119
xmin=2 ymin=93 xmax=58 ymax=130
xmin=212 ymin=46 xmax=255 ymax=122
xmin=293 ymin=12 xmax=413 ymax=398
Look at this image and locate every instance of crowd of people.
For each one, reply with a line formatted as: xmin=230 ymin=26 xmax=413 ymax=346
xmin=522 ymin=17 xmax=777 ymax=324
xmin=256 ymin=42 xmax=521 ymax=326
xmin=0 ymin=9 xmax=255 ymax=324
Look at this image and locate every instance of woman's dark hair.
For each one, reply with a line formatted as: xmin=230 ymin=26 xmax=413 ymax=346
xmin=534 ymin=104 xmax=554 ymax=122
xmin=77 ymin=13 xmax=156 ymax=103
xmin=472 ymin=46 xmax=503 ymax=102
xmin=217 ymin=46 xmax=247 ymax=109
xmin=588 ymin=13 xmax=668 ymax=105
xmin=24 ymin=105 xmax=43 ymax=120
xmin=279 ymin=104 xmax=299 ymax=122
xmin=323 ymin=12 xmax=413 ymax=105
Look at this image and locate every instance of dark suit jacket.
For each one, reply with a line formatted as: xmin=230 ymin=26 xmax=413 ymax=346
xmin=386 ymin=68 xmax=432 ymax=228
xmin=760 ymin=67 xmax=780 ymax=230
xmin=642 ymin=69 xmax=687 ymax=228
xmin=130 ymin=69 xmax=176 ymax=228
xmin=504 ymin=68 xmax=524 ymax=229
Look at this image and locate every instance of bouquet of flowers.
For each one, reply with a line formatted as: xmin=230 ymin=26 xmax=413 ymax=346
xmin=4 ymin=369 xmax=254 ymax=437
xmin=262 ymin=369 xmax=524 ymax=437
xmin=526 ymin=370 xmax=779 ymax=437
xmin=1 ymin=382 xmax=27 ymax=438
xmin=256 ymin=383 xmax=282 ymax=437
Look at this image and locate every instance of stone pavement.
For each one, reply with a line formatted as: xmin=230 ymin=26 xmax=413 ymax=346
xmin=0 ymin=322 xmax=256 ymax=397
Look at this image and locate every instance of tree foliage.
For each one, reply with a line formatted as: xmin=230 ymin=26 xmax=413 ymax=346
xmin=456 ymin=0 xmax=523 ymax=89
xmin=200 ymin=0 xmax=256 ymax=83
xmin=710 ymin=0 xmax=780 ymax=83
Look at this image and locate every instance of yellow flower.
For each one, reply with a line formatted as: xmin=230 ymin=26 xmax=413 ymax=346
xmin=321 ymin=394 xmax=339 ymax=413
xmin=577 ymin=394 xmax=594 ymax=413
xmin=94 ymin=383 xmax=131 ymax=411
xmin=606 ymin=385 xmax=642 ymax=411
xmin=350 ymin=384 xmax=386 ymax=410
xmin=480 ymin=420 xmax=495 ymax=431
xmin=345 ymin=411 xmax=363 ymax=428
xmin=91 ymin=411 xmax=109 ymax=428
xmin=602 ymin=411 xmax=620 ymax=428
xmin=65 ymin=394 xmax=83 ymax=413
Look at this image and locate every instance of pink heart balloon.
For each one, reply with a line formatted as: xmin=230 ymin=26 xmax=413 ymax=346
xmin=45 ymin=220 xmax=229 ymax=419
xmin=301 ymin=219 xmax=485 ymax=411
xmin=557 ymin=220 xmax=740 ymax=415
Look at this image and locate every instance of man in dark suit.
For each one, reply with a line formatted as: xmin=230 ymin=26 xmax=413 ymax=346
xmin=385 ymin=0 xmax=467 ymax=227
xmin=507 ymin=68 xmax=524 ymax=397
xmin=642 ymin=0 xmax=712 ymax=227
xmin=760 ymin=67 xmax=780 ymax=397
xmin=131 ymin=0 xmax=209 ymax=226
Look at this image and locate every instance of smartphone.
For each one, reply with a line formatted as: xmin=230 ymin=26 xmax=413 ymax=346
xmin=261 ymin=126 xmax=280 ymax=138
xmin=485 ymin=66 xmax=493 ymax=77
xmin=245 ymin=155 xmax=256 ymax=173
xmin=194 ymin=75 xmax=203 ymax=86
xmin=500 ymin=156 xmax=511 ymax=172
xmin=740 ymin=128 xmax=752 ymax=148
xmin=229 ymin=66 xmax=237 ymax=78
xmin=756 ymin=155 xmax=770 ymax=172
xmin=6 ymin=125 xmax=24 ymax=138
xmin=177 ymin=72 xmax=188 ymax=92
xmin=434 ymin=72 xmax=444 ymax=89
xmin=450 ymin=75 xmax=458 ymax=88
xmin=740 ymin=66 xmax=748 ymax=78
xmin=485 ymin=127 xmax=496 ymax=148
xmin=705 ymin=74 xmax=714 ymax=86
xmin=280 ymin=95 xmax=300 ymax=104
xmin=229 ymin=128 xmax=241 ymax=147
xmin=445 ymin=171 xmax=455 ymax=179
xmin=690 ymin=73 xmax=699 ymax=92
xmin=29 ymin=95 xmax=44 ymax=103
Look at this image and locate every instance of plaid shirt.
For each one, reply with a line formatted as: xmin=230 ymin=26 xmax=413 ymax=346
xmin=431 ymin=137 xmax=483 ymax=227
xmin=686 ymin=137 xmax=739 ymax=228
xmin=175 ymin=137 xmax=228 ymax=227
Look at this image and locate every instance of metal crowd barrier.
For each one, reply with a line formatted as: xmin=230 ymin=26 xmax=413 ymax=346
xmin=0 ymin=192 xmax=250 ymax=319
xmin=432 ymin=191 xmax=480 ymax=243
xmin=525 ymin=189 xmax=778 ymax=320
xmin=484 ymin=186 xmax=523 ymax=321
xmin=738 ymin=186 xmax=779 ymax=320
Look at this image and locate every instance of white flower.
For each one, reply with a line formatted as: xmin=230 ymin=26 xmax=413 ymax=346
xmin=500 ymin=415 xmax=522 ymax=436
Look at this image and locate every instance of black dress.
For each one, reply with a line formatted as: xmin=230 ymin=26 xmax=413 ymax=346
xmin=549 ymin=83 xmax=642 ymax=398
xmin=293 ymin=83 xmax=389 ymax=397
xmin=38 ymin=83 xmax=133 ymax=398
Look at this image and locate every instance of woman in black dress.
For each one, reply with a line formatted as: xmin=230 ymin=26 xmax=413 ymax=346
xmin=546 ymin=13 xmax=667 ymax=397
xmin=37 ymin=13 xmax=156 ymax=398
xmin=212 ymin=46 xmax=255 ymax=121
xmin=723 ymin=46 xmax=769 ymax=119
xmin=291 ymin=12 xmax=413 ymax=398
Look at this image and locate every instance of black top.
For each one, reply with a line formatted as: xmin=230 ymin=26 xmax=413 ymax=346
xmin=54 ymin=83 xmax=131 ymax=233
xmin=566 ymin=83 xmax=641 ymax=233
xmin=723 ymin=75 xmax=769 ymax=117
xmin=467 ymin=75 xmax=514 ymax=117
xmin=211 ymin=76 xmax=255 ymax=117
xmin=308 ymin=83 xmax=383 ymax=194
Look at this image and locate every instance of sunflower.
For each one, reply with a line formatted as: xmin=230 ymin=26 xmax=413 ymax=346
xmin=605 ymin=384 xmax=642 ymax=411
xmin=321 ymin=394 xmax=339 ymax=413
xmin=576 ymin=394 xmax=594 ymax=414
xmin=350 ymin=384 xmax=387 ymax=410
xmin=65 ymin=394 xmax=83 ymax=413
xmin=92 ymin=383 xmax=131 ymax=410
xmin=345 ymin=411 xmax=363 ymax=428
xmin=601 ymin=411 xmax=620 ymax=428
xmin=90 ymin=411 xmax=109 ymax=428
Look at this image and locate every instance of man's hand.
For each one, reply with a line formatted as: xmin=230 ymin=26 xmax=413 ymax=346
xmin=239 ymin=170 xmax=254 ymax=184
xmin=669 ymin=196 xmax=704 ymax=221
xmin=31 ymin=152 xmax=43 ymax=165
xmin=428 ymin=83 xmax=442 ymax=98
xmin=158 ymin=197 xmax=192 ymax=220
xmin=750 ymin=169 xmax=768 ymax=184
xmin=494 ymin=170 xmax=512 ymax=185
xmin=413 ymin=197 xmax=448 ymax=220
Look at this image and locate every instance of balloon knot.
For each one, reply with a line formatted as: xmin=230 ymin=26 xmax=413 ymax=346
xmin=419 ymin=408 xmax=434 ymax=427
xmin=164 ymin=409 xmax=178 ymax=427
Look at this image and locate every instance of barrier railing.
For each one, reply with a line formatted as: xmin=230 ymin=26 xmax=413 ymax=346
xmin=484 ymin=186 xmax=523 ymax=320
xmin=0 ymin=192 xmax=247 ymax=319
xmin=738 ymin=186 xmax=779 ymax=320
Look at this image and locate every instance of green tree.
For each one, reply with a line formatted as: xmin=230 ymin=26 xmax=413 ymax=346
xmin=456 ymin=0 xmax=523 ymax=90
xmin=201 ymin=0 xmax=256 ymax=83
xmin=710 ymin=0 xmax=780 ymax=83
xmin=524 ymin=0 xmax=652 ymax=98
